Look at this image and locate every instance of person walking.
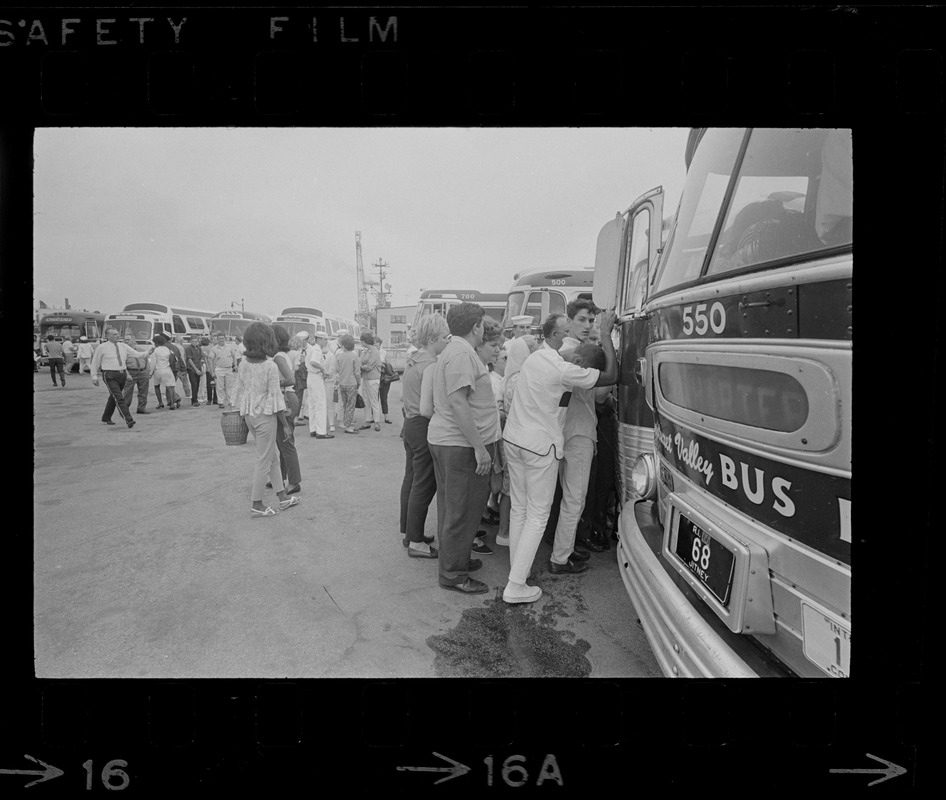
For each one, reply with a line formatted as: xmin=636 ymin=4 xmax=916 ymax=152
xmin=427 ymin=303 xmax=501 ymax=595
xmin=230 ymin=322 xmax=297 ymax=517
xmin=334 ymin=334 xmax=361 ymax=434
xmin=150 ymin=334 xmax=179 ymax=410
xmin=500 ymin=310 xmax=617 ymax=604
xmin=399 ymin=313 xmax=450 ymax=559
xmin=76 ymin=335 xmax=94 ymax=375
xmin=209 ymin=332 xmax=239 ymax=408
xmin=306 ymin=331 xmax=333 ymax=439
xmin=61 ymin=337 xmax=77 ymax=374
xmin=91 ymin=328 xmax=155 ymax=428
xmin=379 ymin=356 xmax=398 ymax=425
xmin=359 ymin=332 xmax=382 ymax=431
xmin=121 ymin=333 xmax=153 ymax=415
xmin=45 ymin=336 xmax=66 ymax=386
xmin=201 ymin=336 xmax=217 ymax=405
xmin=271 ymin=324 xmax=302 ymax=496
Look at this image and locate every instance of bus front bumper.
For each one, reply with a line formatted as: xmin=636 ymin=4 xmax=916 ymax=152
xmin=616 ymin=500 xmax=758 ymax=678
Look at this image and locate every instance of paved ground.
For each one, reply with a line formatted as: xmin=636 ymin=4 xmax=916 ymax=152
xmin=33 ymin=369 xmax=660 ymax=678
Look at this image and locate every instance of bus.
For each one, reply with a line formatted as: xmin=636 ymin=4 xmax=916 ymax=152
xmin=38 ymin=309 xmax=106 ymax=342
xmin=209 ymin=310 xmax=273 ymax=341
xmin=411 ymin=289 xmax=507 ymax=333
xmin=593 ymin=128 xmax=852 ymax=678
xmin=273 ymin=307 xmax=361 ymax=341
xmin=500 ymin=268 xmax=594 ymax=334
xmin=104 ymin=302 xmax=215 ymax=344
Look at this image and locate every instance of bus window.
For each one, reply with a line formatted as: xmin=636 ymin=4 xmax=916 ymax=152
xmin=523 ymin=292 xmax=543 ymax=324
xmin=173 ymin=315 xmax=186 ymax=334
xmin=504 ymin=291 xmax=525 ymax=325
xmin=707 ymin=128 xmax=852 ymax=276
xmin=652 ymin=129 xmax=745 ymax=294
xmin=622 ymin=207 xmax=652 ymax=312
xmin=547 ymin=292 xmax=566 ymax=316
xmin=186 ymin=317 xmax=203 ymax=329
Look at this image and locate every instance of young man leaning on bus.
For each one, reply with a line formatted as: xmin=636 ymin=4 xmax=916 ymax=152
xmin=500 ymin=309 xmax=618 ymax=604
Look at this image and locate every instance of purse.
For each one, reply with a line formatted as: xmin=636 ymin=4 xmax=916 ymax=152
xmin=355 ymin=393 xmax=365 ymax=409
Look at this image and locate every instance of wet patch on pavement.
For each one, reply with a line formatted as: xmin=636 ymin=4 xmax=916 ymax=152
xmin=426 ymin=596 xmax=591 ymax=678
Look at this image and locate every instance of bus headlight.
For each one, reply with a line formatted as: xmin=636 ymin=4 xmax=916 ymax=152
xmin=630 ymin=453 xmax=657 ymax=500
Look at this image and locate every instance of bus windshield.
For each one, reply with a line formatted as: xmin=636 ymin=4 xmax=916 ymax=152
xmin=653 ymin=128 xmax=853 ymax=296
xmin=108 ymin=320 xmax=154 ymax=342
xmin=210 ymin=319 xmax=253 ymax=339
xmin=278 ymin=321 xmax=317 ymax=338
xmin=41 ymin=324 xmax=83 ymax=339
xmin=503 ymin=292 xmax=525 ymax=327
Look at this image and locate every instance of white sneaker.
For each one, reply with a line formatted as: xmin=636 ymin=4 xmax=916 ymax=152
xmin=495 ymin=533 xmax=510 ymax=547
xmin=502 ymin=582 xmax=542 ymax=604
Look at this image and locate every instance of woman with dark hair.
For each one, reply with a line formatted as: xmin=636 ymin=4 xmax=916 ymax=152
xmin=231 ymin=322 xmax=298 ymax=516
xmin=151 ymin=334 xmax=179 ymax=410
xmin=334 ymin=334 xmax=361 ymax=434
xmin=358 ymin=332 xmax=382 ymax=431
xmin=270 ymin=324 xmax=302 ymax=495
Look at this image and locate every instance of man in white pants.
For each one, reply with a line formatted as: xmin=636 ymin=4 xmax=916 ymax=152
xmin=306 ymin=332 xmax=333 ymax=438
xmin=209 ymin=332 xmax=238 ymax=408
xmin=76 ymin=335 xmax=95 ymax=375
xmin=500 ymin=309 xmax=617 ymax=604
xmin=329 ymin=330 xmax=346 ymax=427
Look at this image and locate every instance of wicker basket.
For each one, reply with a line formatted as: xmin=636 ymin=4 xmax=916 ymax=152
xmin=220 ymin=410 xmax=249 ymax=446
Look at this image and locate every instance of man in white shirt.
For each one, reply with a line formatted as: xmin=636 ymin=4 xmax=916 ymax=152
xmin=503 ymin=314 xmax=534 ymax=350
xmin=320 ymin=332 xmax=338 ymax=432
xmin=501 ymin=309 xmax=617 ymax=603
xmin=76 ymin=335 xmax=95 ymax=375
xmin=306 ymin=332 xmax=332 ymax=438
xmin=329 ymin=329 xmax=346 ymax=424
xmin=90 ymin=328 xmax=155 ymax=429
xmin=209 ymin=333 xmax=239 ymax=408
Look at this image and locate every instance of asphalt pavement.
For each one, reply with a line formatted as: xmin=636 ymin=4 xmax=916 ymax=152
xmin=33 ymin=369 xmax=660 ymax=678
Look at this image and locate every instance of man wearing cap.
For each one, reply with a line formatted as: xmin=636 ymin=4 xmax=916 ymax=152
xmin=76 ymin=335 xmax=95 ymax=376
xmin=209 ymin=332 xmax=239 ymax=408
xmin=121 ymin=333 xmax=154 ymax=415
xmin=306 ymin=331 xmax=333 ymax=438
xmin=504 ymin=314 xmax=535 ymax=349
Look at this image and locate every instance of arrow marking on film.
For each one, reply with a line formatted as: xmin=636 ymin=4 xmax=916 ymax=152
xmin=396 ymin=751 xmax=471 ymax=784
xmin=0 ymin=754 xmax=65 ymax=788
xmin=829 ymin=753 xmax=907 ymax=787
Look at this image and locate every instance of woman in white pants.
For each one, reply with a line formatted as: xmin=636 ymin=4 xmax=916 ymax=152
xmin=358 ymin=332 xmax=382 ymax=431
xmin=306 ymin=331 xmax=332 ymax=438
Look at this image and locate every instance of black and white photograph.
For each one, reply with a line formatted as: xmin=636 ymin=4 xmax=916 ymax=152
xmin=8 ymin=2 xmax=937 ymax=794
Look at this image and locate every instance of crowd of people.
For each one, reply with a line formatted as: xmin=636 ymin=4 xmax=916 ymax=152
xmin=41 ymin=304 xmax=621 ymax=601
xmin=399 ymin=299 xmax=619 ymax=604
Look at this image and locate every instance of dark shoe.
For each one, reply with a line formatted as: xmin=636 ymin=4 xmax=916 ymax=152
xmin=265 ymin=482 xmax=273 ymax=489
xmin=286 ymin=485 xmax=301 ymax=495
xmin=156 ymin=404 xmax=165 ymax=409
xmin=101 ymin=419 xmax=116 ymax=425
xmin=175 ymin=399 xmax=181 ymax=408
xmin=548 ymin=558 xmax=589 ymax=575
xmin=384 ymin=419 xmax=393 ymax=424
xmin=127 ymin=419 xmax=136 ymax=429
xmin=568 ymin=549 xmax=591 ymax=563
xmin=471 ymin=539 xmax=493 ymax=556
xmin=575 ymin=535 xmax=607 ymax=553
xmin=137 ymin=409 xmax=151 ymax=414
xmin=481 ymin=510 xmax=500 ymax=525
xmin=402 ymin=535 xmax=435 ymax=548
xmin=407 ymin=546 xmax=438 ymax=559
xmin=467 ymin=558 xmax=483 ymax=572
xmin=314 ymin=434 xmax=335 ymax=439
xmin=61 ymin=380 xmax=66 ymax=387
xmin=441 ymin=577 xmax=489 ymax=594
xmin=191 ymin=401 xmax=200 ymax=407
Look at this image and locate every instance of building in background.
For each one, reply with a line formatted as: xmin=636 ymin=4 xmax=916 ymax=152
xmin=375 ymin=305 xmax=414 ymax=372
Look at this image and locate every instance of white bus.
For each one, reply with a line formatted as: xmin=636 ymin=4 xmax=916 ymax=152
xmin=209 ymin=310 xmax=273 ymax=341
xmin=104 ymin=302 xmax=215 ymax=344
xmin=411 ymin=289 xmax=507 ymax=333
xmin=501 ymin=268 xmax=595 ymax=334
xmin=273 ymin=307 xmax=361 ymax=341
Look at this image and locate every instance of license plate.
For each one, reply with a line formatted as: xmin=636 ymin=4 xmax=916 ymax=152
xmin=674 ymin=514 xmax=736 ymax=606
xmin=801 ymin=603 xmax=851 ymax=678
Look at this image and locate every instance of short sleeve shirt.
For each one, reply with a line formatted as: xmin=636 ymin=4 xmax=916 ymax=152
xmin=503 ymin=343 xmax=600 ymax=458
xmin=559 ymin=340 xmax=598 ymax=442
xmin=428 ymin=337 xmax=501 ymax=448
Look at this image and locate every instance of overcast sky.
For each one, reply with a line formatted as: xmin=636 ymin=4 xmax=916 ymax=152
xmin=33 ymin=127 xmax=689 ymax=318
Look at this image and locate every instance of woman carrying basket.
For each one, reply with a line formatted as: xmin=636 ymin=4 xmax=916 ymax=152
xmin=230 ymin=322 xmax=299 ymax=517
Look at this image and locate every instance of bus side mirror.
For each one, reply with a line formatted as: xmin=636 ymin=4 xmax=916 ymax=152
xmin=593 ymin=213 xmax=626 ymax=311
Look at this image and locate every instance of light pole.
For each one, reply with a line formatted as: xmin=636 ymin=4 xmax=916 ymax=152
xmin=230 ymin=299 xmax=245 ymax=312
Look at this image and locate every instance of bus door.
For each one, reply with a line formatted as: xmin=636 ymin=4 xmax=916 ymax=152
xmin=594 ymin=186 xmax=664 ymax=499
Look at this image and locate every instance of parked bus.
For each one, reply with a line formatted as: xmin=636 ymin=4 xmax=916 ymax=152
xmin=38 ymin=309 xmax=106 ymax=342
xmin=273 ymin=307 xmax=361 ymax=341
xmin=500 ymin=268 xmax=594 ymax=334
xmin=594 ymin=128 xmax=852 ymax=678
xmin=411 ymin=289 xmax=507 ymax=333
xmin=104 ymin=302 xmax=215 ymax=344
xmin=208 ymin=310 xmax=273 ymax=341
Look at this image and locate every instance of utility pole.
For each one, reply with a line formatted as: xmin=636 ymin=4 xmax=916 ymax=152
xmin=372 ymin=258 xmax=391 ymax=310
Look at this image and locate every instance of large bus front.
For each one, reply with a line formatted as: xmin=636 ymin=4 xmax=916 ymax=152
xmin=609 ymin=128 xmax=852 ymax=677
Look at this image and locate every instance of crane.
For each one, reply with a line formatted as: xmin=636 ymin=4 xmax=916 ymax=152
xmin=355 ymin=230 xmax=371 ymax=330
